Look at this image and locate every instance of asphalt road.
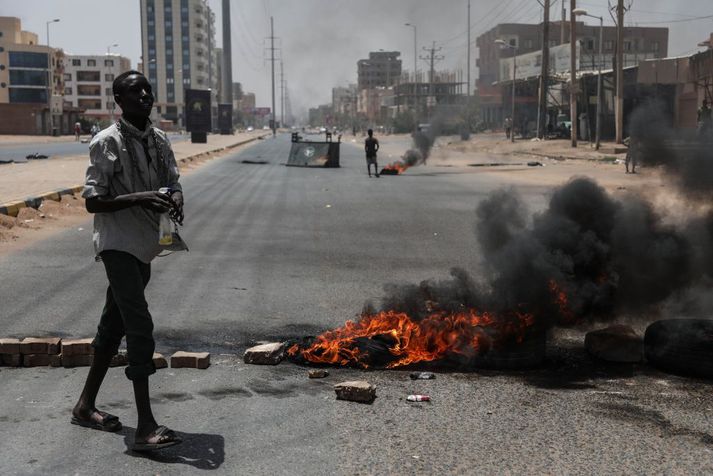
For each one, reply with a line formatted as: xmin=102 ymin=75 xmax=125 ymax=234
xmin=0 ymin=135 xmax=711 ymax=475
xmin=0 ymin=133 xmax=186 ymax=161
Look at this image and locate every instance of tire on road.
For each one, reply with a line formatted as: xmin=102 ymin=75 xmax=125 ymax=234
xmin=644 ymin=319 xmax=713 ymax=379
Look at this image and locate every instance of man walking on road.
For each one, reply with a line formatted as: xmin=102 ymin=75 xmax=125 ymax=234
xmin=698 ymin=99 xmax=712 ymax=138
xmin=72 ymin=70 xmax=184 ymax=451
xmin=365 ymin=128 xmax=380 ymax=177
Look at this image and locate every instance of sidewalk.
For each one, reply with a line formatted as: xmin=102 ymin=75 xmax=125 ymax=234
xmin=448 ymin=132 xmax=627 ymax=163
xmin=0 ymin=131 xmax=265 ymax=206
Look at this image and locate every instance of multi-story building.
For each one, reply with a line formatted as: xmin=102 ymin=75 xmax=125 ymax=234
xmin=332 ymin=84 xmax=357 ymax=116
xmin=63 ymin=54 xmax=131 ymax=122
xmin=476 ymin=21 xmax=669 ymax=127
xmin=0 ymin=16 xmax=82 ymax=134
xmin=140 ymin=0 xmax=219 ymax=126
xmin=357 ymin=51 xmax=402 ymax=90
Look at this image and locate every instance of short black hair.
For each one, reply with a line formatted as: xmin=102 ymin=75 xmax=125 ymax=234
xmin=112 ymin=70 xmax=145 ymax=97
xmin=367 ymin=129 xmax=373 ymax=135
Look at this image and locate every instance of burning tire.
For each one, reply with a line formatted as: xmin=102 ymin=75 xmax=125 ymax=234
xmin=644 ymin=319 xmax=713 ymax=379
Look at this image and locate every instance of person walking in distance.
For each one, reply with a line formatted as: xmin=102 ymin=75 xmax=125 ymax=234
xmin=698 ymin=99 xmax=712 ymax=139
xmin=365 ymin=128 xmax=380 ymax=177
xmin=504 ymin=117 xmax=512 ymax=139
xmin=74 ymin=121 xmax=82 ymax=141
xmin=72 ymin=70 xmax=184 ymax=451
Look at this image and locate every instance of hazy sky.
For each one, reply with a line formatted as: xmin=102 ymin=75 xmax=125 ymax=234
xmin=3 ymin=0 xmax=712 ymax=116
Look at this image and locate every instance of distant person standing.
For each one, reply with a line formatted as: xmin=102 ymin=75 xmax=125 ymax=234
xmin=365 ymin=128 xmax=380 ymax=178
xmin=697 ymin=99 xmax=712 ymax=138
xmin=74 ymin=121 xmax=82 ymax=141
xmin=504 ymin=117 xmax=512 ymax=139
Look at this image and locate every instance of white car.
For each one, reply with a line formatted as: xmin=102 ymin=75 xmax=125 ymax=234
xmin=247 ymin=126 xmax=254 ymax=132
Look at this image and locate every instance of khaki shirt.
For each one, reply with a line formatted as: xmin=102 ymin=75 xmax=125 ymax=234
xmin=82 ymin=118 xmax=182 ymax=263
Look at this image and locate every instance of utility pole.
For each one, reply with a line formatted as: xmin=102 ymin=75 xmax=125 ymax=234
xmin=538 ymin=0 xmax=550 ymax=139
xmin=270 ymin=16 xmax=276 ymax=137
xmin=467 ymin=0 xmax=471 ymax=97
xmin=615 ymin=0 xmax=625 ymax=143
xmin=221 ymin=0 xmax=233 ymax=134
xmin=280 ymin=61 xmax=285 ymax=128
xmin=561 ymin=0 xmax=566 ymax=44
xmin=420 ymin=41 xmax=444 ymax=119
xmin=569 ymin=0 xmax=577 ymax=147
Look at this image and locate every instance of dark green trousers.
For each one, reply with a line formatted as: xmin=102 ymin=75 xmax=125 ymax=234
xmin=92 ymin=250 xmax=156 ymax=380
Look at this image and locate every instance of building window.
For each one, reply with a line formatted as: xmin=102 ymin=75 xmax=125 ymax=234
xmin=148 ymin=20 xmax=154 ymax=26
xmin=64 ymin=73 xmax=72 ymax=81
xmin=78 ymin=98 xmax=102 ymax=109
xmin=107 ymin=101 xmax=114 ymax=110
xmin=524 ymin=39 xmax=533 ymax=49
xmin=77 ymin=71 xmax=101 ymax=81
xmin=148 ymin=35 xmax=155 ymax=41
xmin=167 ymin=78 xmax=174 ymax=84
xmin=77 ymin=84 xmax=102 ymax=96
xmin=105 ymin=87 xmax=112 ymax=96
xmin=166 ymin=35 xmax=173 ymax=42
xmin=604 ymin=40 xmax=614 ymax=51
xmin=0 ymin=47 xmax=4 ymax=52
xmin=104 ymin=59 xmax=114 ymax=67
xmin=624 ymin=41 xmax=632 ymax=52
xmin=652 ymin=41 xmax=660 ymax=52
xmin=509 ymin=39 xmax=517 ymax=47
xmin=9 ymin=69 xmax=47 ymax=86
xmin=87 ymin=59 xmax=96 ymax=66
xmin=9 ymin=87 xmax=47 ymax=103
xmin=105 ymin=73 xmax=114 ymax=81
xmin=9 ymin=51 xmax=49 ymax=68
xmin=149 ymin=48 xmax=156 ymax=55
xmin=65 ymin=87 xmax=72 ymax=95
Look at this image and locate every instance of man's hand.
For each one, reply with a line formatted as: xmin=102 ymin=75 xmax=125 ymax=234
xmin=134 ymin=191 xmax=173 ymax=213
xmin=169 ymin=191 xmax=184 ymax=225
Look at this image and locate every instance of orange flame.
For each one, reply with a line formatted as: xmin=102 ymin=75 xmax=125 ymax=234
xmin=548 ymin=280 xmax=576 ymax=324
xmin=383 ymin=162 xmax=409 ymax=174
xmin=288 ymin=308 xmax=535 ymax=369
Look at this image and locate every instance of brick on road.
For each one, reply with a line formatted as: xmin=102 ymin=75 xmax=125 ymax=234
xmin=20 ymin=337 xmax=61 ymax=355
xmin=334 ymin=381 xmax=377 ymax=404
xmin=153 ymin=353 xmax=168 ymax=369
xmin=0 ymin=338 xmax=21 ymax=354
xmin=243 ymin=342 xmax=286 ymax=365
xmin=61 ymin=338 xmax=94 ymax=357
xmin=23 ymin=354 xmax=51 ymax=367
xmin=62 ymin=354 xmax=93 ymax=368
xmin=170 ymin=351 xmax=210 ymax=369
xmin=1 ymin=354 xmax=22 ymax=366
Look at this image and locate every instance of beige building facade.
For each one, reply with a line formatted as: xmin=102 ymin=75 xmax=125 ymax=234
xmin=139 ymin=0 xmax=219 ymax=125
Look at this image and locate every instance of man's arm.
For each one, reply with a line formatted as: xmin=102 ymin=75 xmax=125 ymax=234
xmin=86 ymin=192 xmax=172 ymax=214
xmin=375 ymin=138 xmax=380 ymax=152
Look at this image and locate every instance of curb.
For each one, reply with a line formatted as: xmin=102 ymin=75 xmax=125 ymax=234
xmin=511 ymin=150 xmax=621 ymax=162
xmin=0 ymin=134 xmax=267 ymax=217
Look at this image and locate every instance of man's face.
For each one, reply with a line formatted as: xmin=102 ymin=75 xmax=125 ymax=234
xmin=115 ymin=74 xmax=154 ymax=117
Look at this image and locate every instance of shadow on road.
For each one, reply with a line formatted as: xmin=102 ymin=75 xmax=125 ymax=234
xmin=121 ymin=426 xmax=225 ymax=470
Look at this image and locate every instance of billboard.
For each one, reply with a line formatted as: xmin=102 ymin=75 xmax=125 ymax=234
xmin=218 ymin=103 xmax=233 ymax=132
xmin=499 ymin=43 xmax=581 ymax=82
xmin=184 ymin=89 xmax=212 ymax=133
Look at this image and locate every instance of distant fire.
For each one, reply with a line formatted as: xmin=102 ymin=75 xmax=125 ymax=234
xmin=381 ymin=162 xmax=408 ymax=175
xmin=380 ymin=149 xmax=425 ymax=176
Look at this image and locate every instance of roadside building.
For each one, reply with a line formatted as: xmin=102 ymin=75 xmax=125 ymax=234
xmin=139 ymin=0 xmax=219 ymax=127
xmin=476 ymin=21 xmax=669 ymax=129
xmin=0 ymin=16 xmax=81 ymax=134
xmin=63 ymin=54 xmax=131 ymax=123
xmin=357 ymin=51 xmax=402 ymax=90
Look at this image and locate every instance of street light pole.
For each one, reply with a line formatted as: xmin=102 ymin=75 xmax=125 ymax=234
xmin=495 ymin=39 xmax=517 ymax=143
xmin=574 ymin=9 xmax=603 ymax=149
xmin=45 ymin=18 xmax=60 ymax=136
xmin=405 ymin=23 xmax=418 ymax=123
xmin=106 ymin=43 xmax=119 ymax=55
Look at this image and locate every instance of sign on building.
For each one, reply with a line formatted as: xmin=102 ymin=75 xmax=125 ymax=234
xmin=499 ymin=43 xmax=581 ymax=82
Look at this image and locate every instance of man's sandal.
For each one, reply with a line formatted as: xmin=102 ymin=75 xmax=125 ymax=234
xmin=70 ymin=410 xmax=122 ymax=432
xmin=131 ymin=426 xmax=183 ymax=452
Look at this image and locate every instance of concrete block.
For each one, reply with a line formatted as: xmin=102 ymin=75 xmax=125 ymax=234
xmin=243 ymin=342 xmax=286 ymax=365
xmin=20 ymin=337 xmax=61 ymax=355
xmin=585 ymin=325 xmax=643 ymax=363
xmin=49 ymin=354 xmax=62 ymax=367
xmin=170 ymin=351 xmax=210 ymax=369
xmin=1 ymin=354 xmax=22 ymax=366
xmin=62 ymin=354 xmax=93 ymax=368
xmin=109 ymin=351 xmax=127 ymax=367
xmin=23 ymin=354 xmax=51 ymax=367
xmin=153 ymin=353 xmax=168 ymax=369
xmin=61 ymin=338 xmax=94 ymax=357
xmin=0 ymin=338 xmax=21 ymax=354
xmin=334 ymin=381 xmax=376 ymax=404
